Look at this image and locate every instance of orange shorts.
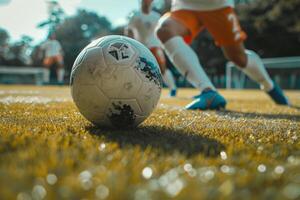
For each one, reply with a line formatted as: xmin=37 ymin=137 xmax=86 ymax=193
xmin=43 ymin=55 xmax=64 ymax=67
xmin=150 ymin=47 xmax=166 ymax=67
xmin=163 ymin=7 xmax=247 ymax=46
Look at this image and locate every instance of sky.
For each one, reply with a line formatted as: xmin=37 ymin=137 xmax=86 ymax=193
xmin=0 ymin=0 xmax=139 ymax=44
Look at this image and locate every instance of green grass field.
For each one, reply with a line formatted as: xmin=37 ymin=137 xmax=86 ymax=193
xmin=0 ymin=85 xmax=300 ymax=200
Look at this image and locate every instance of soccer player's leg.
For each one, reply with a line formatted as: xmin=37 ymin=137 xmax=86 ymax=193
xmin=55 ymin=55 xmax=65 ymax=85
xmin=150 ymin=47 xmax=177 ymax=97
xmin=164 ymin=68 xmax=177 ymax=97
xmin=239 ymin=49 xmax=289 ymax=105
xmin=205 ymin=7 xmax=289 ymax=105
xmin=42 ymin=57 xmax=52 ymax=84
xmin=155 ymin=11 xmax=226 ymax=110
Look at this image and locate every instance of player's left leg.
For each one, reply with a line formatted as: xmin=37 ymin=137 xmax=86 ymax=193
xmin=55 ymin=55 xmax=65 ymax=85
xmin=203 ymin=7 xmax=289 ymax=105
xmin=150 ymin=47 xmax=177 ymax=97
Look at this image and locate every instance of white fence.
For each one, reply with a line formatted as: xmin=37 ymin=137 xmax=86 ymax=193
xmin=0 ymin=66 xmax=44 ymax=85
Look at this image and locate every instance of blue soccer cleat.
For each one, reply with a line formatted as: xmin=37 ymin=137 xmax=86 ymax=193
xmin=267 ymin=82 xmax=290 ymax=105
xmin=192 ymin=94 xmax=201 ymax=99
xmin=186 ymin=90 xmax=227 ymax=110
xmin=170 ymin=89 xmax=177 ymax=97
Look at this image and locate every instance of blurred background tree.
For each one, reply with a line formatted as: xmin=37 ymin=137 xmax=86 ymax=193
xmin=55 ymin=9 xmax=112 ymax=74
xmin=0 ymin=29 xmax=33 ymax=66
xmin=0 ymin=27 xmax=9 ymax=46
xmin=3 ymin=35 xmax=33 ymax=66
xmin=35 ymin=1 xmax=112 ymax=74
xmin=0 ymin=28 xmax=9 ymax=64
xmin=239 ymin=0 xmax=300 ymax=57
xmin=37 ymin=0 xmax=65 ymax=32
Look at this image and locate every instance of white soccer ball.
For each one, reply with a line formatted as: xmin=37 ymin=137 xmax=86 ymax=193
xmin=70 ymin=35 xmax=162 ymax=128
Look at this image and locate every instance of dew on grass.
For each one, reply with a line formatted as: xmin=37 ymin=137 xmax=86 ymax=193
xmin=32 ymin=185 xmax=47 ymax=200
xmin=183 ymin=163 xmax=192 ymax=172
xmin=221 ymin=165 xmax=235 ymax=175
xmin=183 ymin=163 xmax=197 ymax=177
xmin=17 ymin=192 xmax=31 ymax=200
xmin=257 ymin=146 xmax=264 ymax=153
xmin=274 ymin=166 xmax=285 ymax=174
xmin=257 ymin=164 xmax=267 ymax=173
xmin=165 ymin=178 xmax=184 ymax=197
xmin=220 ymin=151 xmax=228 ymax=160
xmin=98 ymin=143 xmax=106 ymax=151
xmin=95 ymin=185 xmax=109 ymax=199
xmin=157 ymin=168 xmax=185 ymax=197
xmin=198 ymin=167 xmax=216 ymax=183
xmin=79 ymin=170 xmax=93 ymax=190
xmin=46 ymin=173 xmax=58 ymax=185
xmin=79 ymin=170 xmax=92 ymax=181
xmin=142 ymin=167 xmax=153 ymax=179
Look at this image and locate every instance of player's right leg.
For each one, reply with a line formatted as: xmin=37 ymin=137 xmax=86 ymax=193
xmin=55 ymin=55 xmax=65 ymax=85
xmin=42 ymin=57 xmax=51 ymax=84
xmin=155 ymin=11 xmax=226 ymax=110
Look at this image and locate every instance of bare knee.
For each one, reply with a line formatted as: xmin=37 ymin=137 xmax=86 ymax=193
xmin=155 ymin=23 xmax=174 ymax=44
xmin=155 ymin=17 xmax=189 ymax=44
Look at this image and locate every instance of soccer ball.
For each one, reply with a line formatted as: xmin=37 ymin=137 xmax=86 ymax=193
xmin=70 ymin=35 xmax=162 ymax=128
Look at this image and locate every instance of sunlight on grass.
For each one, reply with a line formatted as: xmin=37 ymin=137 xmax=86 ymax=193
xmin=0 ymin=86 xmax=300 ymax=199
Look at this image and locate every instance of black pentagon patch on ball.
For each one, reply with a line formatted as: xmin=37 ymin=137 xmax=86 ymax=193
xmin=108 ymin=42 xmax=133 ymax=61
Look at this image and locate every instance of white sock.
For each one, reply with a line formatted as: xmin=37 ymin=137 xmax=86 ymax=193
xmin=43 ymin=68 xmax=50 ymax=83
xmin=163 ymin=36 xmax=215 ymax=91
xmin=240 ymin=50 xmax=274 ymax=91
xmin=163 ymin=69 xmax=177 ymax=90
xmin=57 ymin=68 xmax=65 ymax=83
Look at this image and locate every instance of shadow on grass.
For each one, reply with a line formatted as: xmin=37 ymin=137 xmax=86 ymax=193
xmin=217 ymin=109 xmax=300 ymax=121
xmin=87 ymin=125 xmax=225 ymax=157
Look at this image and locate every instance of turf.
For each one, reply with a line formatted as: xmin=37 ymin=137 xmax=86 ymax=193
xmin=0 ymin=85 xmax=299 ymax=200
